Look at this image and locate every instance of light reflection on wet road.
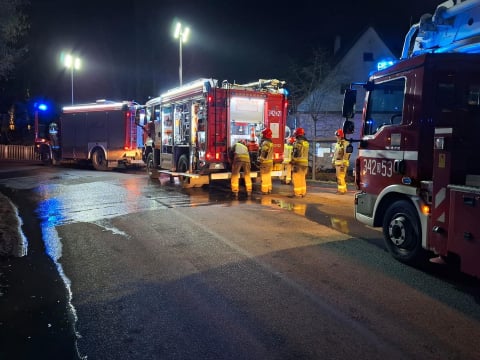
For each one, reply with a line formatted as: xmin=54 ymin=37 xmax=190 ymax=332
xmin=0 ymin=166 xmax=375 ymax=244
xmin=2 ymin=164 xmax=480 ymax=360
xmin=0 ymin=166 xmax=376 ymax=270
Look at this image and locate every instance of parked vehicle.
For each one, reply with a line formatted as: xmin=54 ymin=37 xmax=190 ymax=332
xmin=137 ymin=78 xmax=289 ymax=187
xmin=342 ymin=0 xmax=480 ymax=278
xmin=35 ymin=100 xmax=144 ymax=170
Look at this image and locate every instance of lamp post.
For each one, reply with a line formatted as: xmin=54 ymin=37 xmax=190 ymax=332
xmin=64 ymin=54 xmax=81 ymax=104
xmin=174 ymin=22 xmax=190 ymax=86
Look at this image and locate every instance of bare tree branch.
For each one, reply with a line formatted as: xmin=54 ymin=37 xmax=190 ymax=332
xmin=0 ymin=0 xmax=30 ymax=80
xmin=286 ymin=48 xmax=334 ymax=122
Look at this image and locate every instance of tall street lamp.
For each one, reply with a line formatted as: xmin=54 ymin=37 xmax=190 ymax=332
xmin=174 ymin=22 xmax=190 ymax=86
xmin=64 ymin=54 xmax=81 ymax=104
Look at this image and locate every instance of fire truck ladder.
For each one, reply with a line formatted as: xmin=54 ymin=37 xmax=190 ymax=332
xmin=402 ymin=0 xmax=480 ymax=59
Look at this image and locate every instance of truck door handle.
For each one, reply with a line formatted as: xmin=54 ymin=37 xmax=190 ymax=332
xmin=463 ymin=196 xmax=476 ymax=206
xmin=394 ymin=160 xmax=405 ymax=174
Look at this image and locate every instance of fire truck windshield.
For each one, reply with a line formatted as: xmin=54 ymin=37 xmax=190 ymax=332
xmin=364 ymin=78 xmax=405 ymax=135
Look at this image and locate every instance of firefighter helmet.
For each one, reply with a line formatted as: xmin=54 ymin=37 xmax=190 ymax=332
xmin=294 ymin=127 xmax=305 ymax=137
xmin=262 ymin=128 xmax=272 ymax=139
xmin=335 ymin=129 xmax=344 ymax=138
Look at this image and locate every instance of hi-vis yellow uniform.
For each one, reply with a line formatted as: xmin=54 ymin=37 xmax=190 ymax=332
xmin=282 ymin=142 xmax=293 ymax=184
xmin=291 ymin=137 xmax=309 ymax=197
xmin=332 ymin=139 xmax=350 ymax=194
xmin=230 ymin=142 xmax=252 ymax=195
xmin=258 ymin=139 xmax=273 ymax=194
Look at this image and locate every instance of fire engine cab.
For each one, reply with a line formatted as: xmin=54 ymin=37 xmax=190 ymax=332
xmin=342 ymin=0 xmax=480 ymax=278
xmin=138 ymin=78 xmax=289 ymax=187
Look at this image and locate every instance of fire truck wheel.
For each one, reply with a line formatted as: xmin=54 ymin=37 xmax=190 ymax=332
xmin=382 ymin=200 xmax=424 ymax=264
xmin=146 ymin=153 xmax=159 ymax=179
xmin=40 ymin=149 xmax=52 ymax=165
xmin=92 ymin=148 xmax=109 ymax=171
xmin=177 ymin=155 xmax=191 ymax=187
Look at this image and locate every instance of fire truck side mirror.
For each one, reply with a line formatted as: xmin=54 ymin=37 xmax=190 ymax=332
xmin=342 ymin=88 xmax=357 ymax=119
xmin=134 ymin=108 xmax=145 ymax=126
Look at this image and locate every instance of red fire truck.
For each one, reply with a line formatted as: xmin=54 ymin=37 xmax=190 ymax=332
xmin=342 ymin=0 xmax=480 ymax=278
xmin=137 ymin=78 xmax=289 ymax=186
xmin=35 ymin=100 xmax=144 ymax=170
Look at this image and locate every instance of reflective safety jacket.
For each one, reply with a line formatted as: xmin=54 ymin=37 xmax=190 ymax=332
xmin=333 ymin=139 xmax=350 ymax=167
xmin=292 ymin=137 xmax=309 ymax=167
xmin=258 ymin=139 xmax=273 ymax=164
xmin=231 ymin=142 xmax=250 ymax=163
xmin=283 ymin=143 xmax=293 ymax=164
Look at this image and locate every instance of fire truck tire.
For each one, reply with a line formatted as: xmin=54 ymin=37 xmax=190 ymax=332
xmin=177 ymin=155 xmax=191 ymax=187
xmin=146 ymin=153 xmax=159 ymax=179
xmin=382 ymin=200 xmax=424 ymax=264
xmin=40 ymin=148 xmax=52 ymax=165
xmin=92 ymin=148 xmax=109 ymax=171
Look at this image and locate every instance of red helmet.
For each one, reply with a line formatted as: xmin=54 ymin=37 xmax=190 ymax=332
xmin=335 ymin=129 xmax=344 ymax=138
xmin=294 ymin=127 xmax=305 ymax=137
xmin=262 ymin=128 xmax=272 ymax=139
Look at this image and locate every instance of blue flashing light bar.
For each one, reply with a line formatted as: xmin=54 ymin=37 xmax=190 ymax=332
xmin=38 ymin=103 xmax=48 ymax=111
xmin=377 ymin=59 xmax=396 ymax=71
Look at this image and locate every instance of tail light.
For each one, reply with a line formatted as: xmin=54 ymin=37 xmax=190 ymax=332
xmin=206 ymin=152 xmax=221 ymax=161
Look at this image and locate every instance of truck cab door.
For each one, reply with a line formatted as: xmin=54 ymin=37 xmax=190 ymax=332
xmin=358 ymin=78 xmax=408 ymax=192
xmin=157 ymin=106 xmax=173 ymax=170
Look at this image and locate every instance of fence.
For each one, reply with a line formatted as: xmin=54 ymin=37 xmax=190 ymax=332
xmin=0 ymin=145 xmax=40 ymax=161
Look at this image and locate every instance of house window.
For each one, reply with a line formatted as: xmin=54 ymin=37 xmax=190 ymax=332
xmin=363 ymin=52 xmax=374 ymax=62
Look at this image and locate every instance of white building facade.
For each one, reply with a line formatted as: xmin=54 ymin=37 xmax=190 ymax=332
xmin=289 ymin=27 xmax=396 ymax=172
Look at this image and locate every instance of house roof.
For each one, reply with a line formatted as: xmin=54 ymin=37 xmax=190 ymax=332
xmin=298 ymin=27 xmax=396 ymax=113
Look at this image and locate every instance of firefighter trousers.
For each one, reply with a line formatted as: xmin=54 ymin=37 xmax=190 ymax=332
xmin=283 ymin=163 xmax=292 ymax=184
xmin=259 ymin=163 xmax=273 ymax=194
xmin=335 ymin=165 xmax=347 ymax=193
xmin=292 ymin=164 xmax=308 ymax=196
xmin=231 ymin=160 xmax=252 ymax=194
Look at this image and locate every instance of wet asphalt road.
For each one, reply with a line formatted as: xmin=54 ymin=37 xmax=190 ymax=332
xmin=1 ymin=162 xmax=480 ymax=360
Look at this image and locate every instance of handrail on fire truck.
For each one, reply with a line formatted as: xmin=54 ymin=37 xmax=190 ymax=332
xmin=401 ymin=0 xmax=480 ymax=59
xmin=160 ymin=79 xmax=217 ymax=101
xmin=221 ymin=79 xmax=286 ymax=93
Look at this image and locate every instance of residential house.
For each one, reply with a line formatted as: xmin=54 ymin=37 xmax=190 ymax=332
xmin=289 ymin=27 xmax=396 ymax=172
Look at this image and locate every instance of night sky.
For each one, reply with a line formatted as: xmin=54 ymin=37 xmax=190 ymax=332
xmin=21 ymin=0 xmax=441 ymax=106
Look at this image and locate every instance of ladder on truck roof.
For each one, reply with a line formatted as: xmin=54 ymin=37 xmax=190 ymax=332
xmin=402 ymin=0 xmax=480 ymax=58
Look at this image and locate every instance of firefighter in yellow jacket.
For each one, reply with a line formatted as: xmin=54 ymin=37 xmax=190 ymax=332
xmin=291 ymin=128 xmax=309 ymax=197
xmin=230 ymin=139 xmax=252 ymax=198
xmin=282 ymin=136 xmax=294 ymax=184
xmin=258 ymin=128 xmax=274 ymax=194
xmin=332 ymin=129 xmax=350 ymax=194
